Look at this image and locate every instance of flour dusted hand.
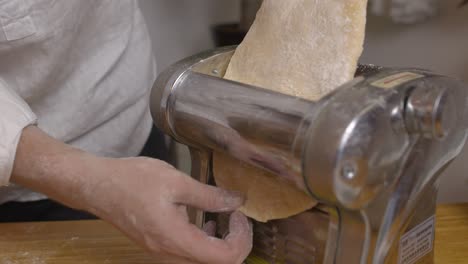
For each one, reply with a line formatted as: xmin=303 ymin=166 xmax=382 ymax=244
xmin=86 ymin=157 xmax=253 ymax=264
xmin=12 ymin=126 xmax=252 ymax=264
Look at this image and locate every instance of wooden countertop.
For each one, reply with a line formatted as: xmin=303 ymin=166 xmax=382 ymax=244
xmin=0 ymin=204 xmax=467 ymax=263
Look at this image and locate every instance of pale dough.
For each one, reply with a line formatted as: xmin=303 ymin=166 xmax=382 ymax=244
xmin=213 ymin=152 xmax=315 ymax=223
xmin=225 ymin=0 xmax=368 ymax=101
xmin=215 ymin=0 xmax=368 ymax=222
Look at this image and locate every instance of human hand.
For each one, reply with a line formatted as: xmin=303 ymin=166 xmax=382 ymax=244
xmin=84 ymin=157 xmax=253 ymax=264
xmin=11 ymin=126 xmax=252 ymax=264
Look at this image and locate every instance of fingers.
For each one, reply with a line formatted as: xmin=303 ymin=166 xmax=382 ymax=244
xmin=171 ymin=211 xmax=253 ymax=264
xmin=202 ymin=220 xmax=217 ymax=236
xmin=225 ymin=211 xmax=254 ymax=263
xmin=172 ymin=172 xmax=245 ymax=212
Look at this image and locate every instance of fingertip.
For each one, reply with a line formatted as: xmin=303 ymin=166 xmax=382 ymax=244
xmin=175 ymin=212 xmax=253 ymax=264
xmin=229 ymin=211 xmax=249 ymax=230
xmin=174 ymin=176 xmax=246 ymax=213
xmin=226 ymin=211 xmax=253 ymax=262
xmin=202 ymin=220 xmax=217 ymax=237
xmin=221 ymin=190 xmax=246 ymax=211
xmin=228 ymin=211 xmax=253 ymax=244
xmin=248 ymin=218 xmax=254 ymax=234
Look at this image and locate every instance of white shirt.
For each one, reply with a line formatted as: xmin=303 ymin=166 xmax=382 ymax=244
xmin=0 ymin=0 xmax=156 ymax=204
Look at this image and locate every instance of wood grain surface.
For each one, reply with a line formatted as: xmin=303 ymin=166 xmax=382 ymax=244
xmin=0 ymin=204 xmax=467 ymax=263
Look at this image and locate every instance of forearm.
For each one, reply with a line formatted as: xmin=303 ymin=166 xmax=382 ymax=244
xmin=8 ymin=126 xmax=252 ymax=263
xmin=10 ymin=125 xmax=100 ymax=211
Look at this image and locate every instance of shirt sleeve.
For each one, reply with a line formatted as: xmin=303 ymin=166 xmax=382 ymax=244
xmin=0 ymin=79 xmax=37 ymax=186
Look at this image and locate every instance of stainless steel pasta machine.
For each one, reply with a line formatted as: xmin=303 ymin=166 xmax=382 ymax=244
xmin=149 ymin=46 xmax=468 ymax=264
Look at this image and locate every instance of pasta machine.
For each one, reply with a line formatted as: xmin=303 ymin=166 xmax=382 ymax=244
xmin=149 ymin=46 xmax=468 ymax=264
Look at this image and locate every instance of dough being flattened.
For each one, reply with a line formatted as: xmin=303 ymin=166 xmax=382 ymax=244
xmin=215 ymin=0 xmax=368 ymax=222
xmin=213 ymin=152 xmax=316 ymax=223
xmin=225 ymin=0 xmax=368 ymax=101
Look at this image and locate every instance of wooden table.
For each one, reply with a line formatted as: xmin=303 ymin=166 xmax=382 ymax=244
xmin=0 ymin=204 xmax=467 ymax=263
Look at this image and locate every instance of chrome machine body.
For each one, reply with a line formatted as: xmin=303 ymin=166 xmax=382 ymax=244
xmin=150 ymin=46 xmax=468 ymax=264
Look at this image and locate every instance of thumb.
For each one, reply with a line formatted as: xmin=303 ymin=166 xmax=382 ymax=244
xmin=173 ymin=172 xmax=245 ymax=212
